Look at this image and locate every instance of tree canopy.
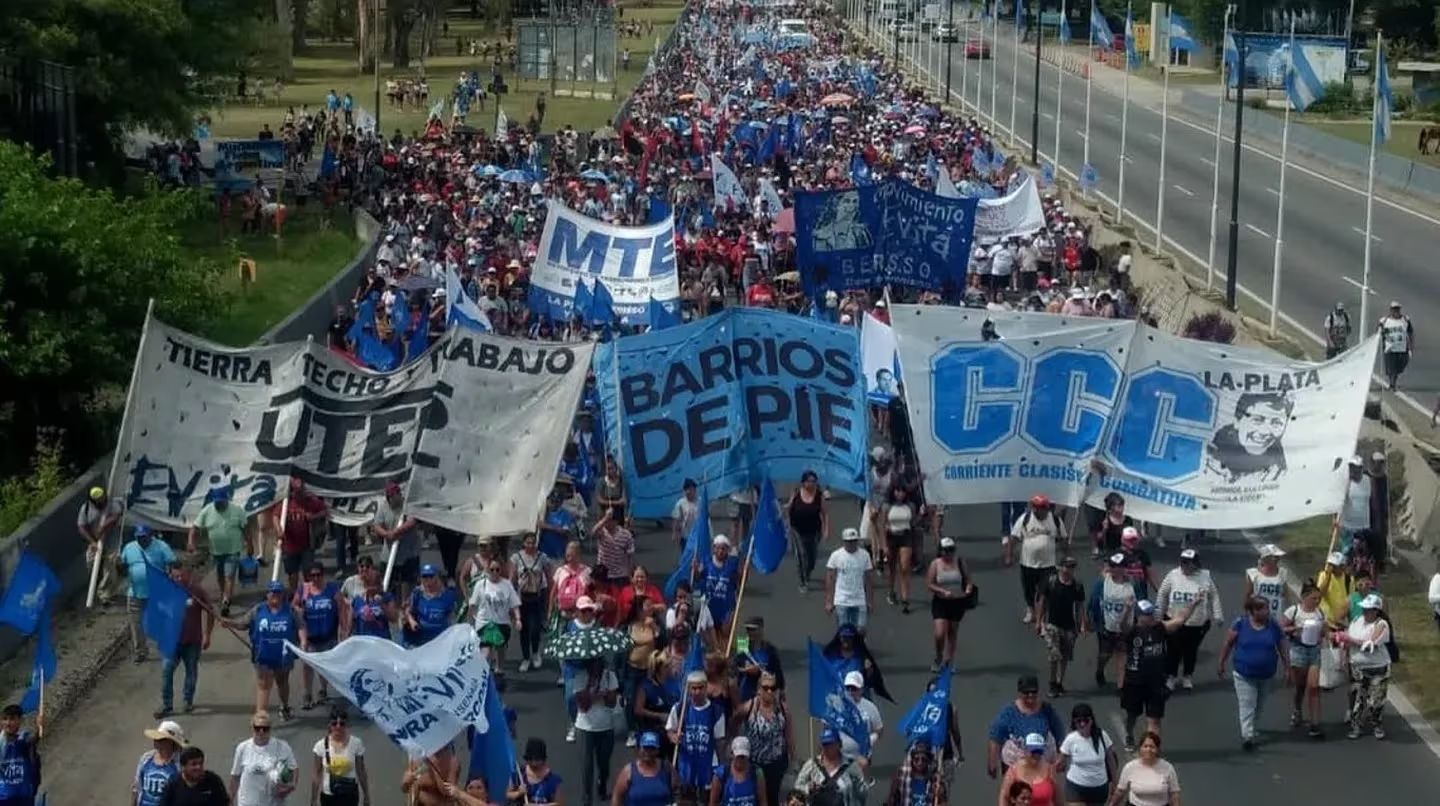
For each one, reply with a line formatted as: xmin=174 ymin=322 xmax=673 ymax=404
xmin=0 ymin=142 xmax=227 ymax=476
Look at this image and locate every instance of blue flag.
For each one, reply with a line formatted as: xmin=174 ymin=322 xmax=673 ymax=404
xmin=897 ymin=667 xmax=951 ymax=748
xmin=749 ymin=479 xmax=788 ymax=576
xmin=0 ymin=552 xmax=61 ymax=636
xmin=1168 ymin=13 xmax=1195 ymax=51
xmin=143 ymin=564 xmax=192 ymax=661
xmin=573 ymin=280 xmax=594 ymax=323
xmin=849 ymin=152 xmax=871 ymax=185
xmin=665 ymin=488 xmax=710 ymax=600
xmin=1060 ymin=8 xmax=1072 ymax=45
xmin=468 ymin=674 xmax=516 ymax=802
xmin=1089 ymin=1 xmax=1112 ymax=47
xmin=1374 ymin=37 xmax=1393 ymax=146
xmin=682 ymin=628 xmax=707 ymax=676
xmin=1284 ymin=26 xmax=1323 ymax=113
xmin=19 ymin=618 xmax=56 ymax=714
xmin=806 ymin=640 xmax=871 ymax=756
xmin=647 ymin=296 xmax=680 ymax=331
xmin=591 ymin=280 xmax=617 ymax=327
xmin=648 ymin=195 xmax=673 ymax=225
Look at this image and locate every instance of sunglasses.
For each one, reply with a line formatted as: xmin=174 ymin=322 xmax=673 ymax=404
xmin=760 ymin=685 xmax=777 ymax=692
xmin=252 ymin=725 xmax=271 ymax=732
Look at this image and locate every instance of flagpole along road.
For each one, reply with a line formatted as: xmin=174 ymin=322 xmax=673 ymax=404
xmin=37 ymin=498 xmax=1440 ymax=802
xmin=902 ymin=19 xmax=1440 ymax=399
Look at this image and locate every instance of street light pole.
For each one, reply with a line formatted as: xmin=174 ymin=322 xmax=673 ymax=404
xmin=1031 ymin=1 xmax=1042 ymax=165
xmin=945 ymin=0 xmax=955 ymax=102
xmin=1225 ymin=0 xmax=1248 ymax=310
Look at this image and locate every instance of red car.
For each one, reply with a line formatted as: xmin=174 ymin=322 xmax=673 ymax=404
xmin=965 ymin=37 xmax=992 ymax=59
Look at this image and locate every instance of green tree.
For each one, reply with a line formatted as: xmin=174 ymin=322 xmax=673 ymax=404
xmin=0 ymin=0 xmax=267 ymax=181
xmin=0 ymin=142 xmax=228 ymax=476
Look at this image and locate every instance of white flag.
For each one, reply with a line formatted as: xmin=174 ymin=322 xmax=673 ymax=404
xmin=711 ymin=154 xmax=746 ymax=211
xmin=446 ymin=267 xmax=491 ymax=331
xmin=936 ymin=164 xmax=961 ymax=198
xmin=355 ymin=107 xmax=377 ymax=134
xmin=287 ymin=625 xmax=491 ymax=758
xmin=428 ymin=96 xmax=445 ymax=121
xmin=758 ymin=178 xmax=783 ymax=220
xmin=695 ymin=81 xmax=713 ymax=104
xmin=496 ymin=105 xmax=510 ymax=140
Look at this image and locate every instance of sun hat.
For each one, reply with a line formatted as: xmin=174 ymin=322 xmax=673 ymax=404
xmin=144 ymin=720 xmax=188 ymax=746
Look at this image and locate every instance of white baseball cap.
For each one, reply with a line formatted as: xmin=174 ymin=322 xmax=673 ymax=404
xmin=1360 ymin=593 xmax=1384 ymax=610
xmin=842 ymin=528 xmax=861 ymax=542
xmin=575 ymin=596 xmax=597 ymax=611
xmin=1257 ymin=543 xmax=1286 ymax=558
xmin=843 ymin=671 xmax=865 ymax=689
xmin=1348 ymin=455 xmax=1364 ymax=466
xmin=1327 ymin=551 xmax=1347 ymax=566
xmin=731 ymin=737 xmax=752 ymax=757
xmin=939 ymin=536 xmax=956 ymax=549
xmin=712 ymin=534 xmax=731 ymax=548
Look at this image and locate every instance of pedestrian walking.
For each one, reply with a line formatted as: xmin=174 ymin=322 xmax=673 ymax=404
xmin=881 ymin=485 xmax=919 ymax=613
xmin=787 ymin=471 xmax=828 ymax=593
xmin=1088 ymin=554 xmax=1136 ymax=689
xmin=228 ymin=712 xmax=297 ymax=806
xmin=1056 ymin=703 xmax=1117 ymax=806
xmin=1156 ymin=549 xmax=1222 ymax=691
xmin=736 ymin=671 xmax=791 ymax=806
xmin=186 ymin=485 xmax=251 ymax=617
xmin=1107 ymin=733 xmax=1179 ymax=806
xmin=509 ymin=738 xmax=562 ymax=805
xmin=986 ymin=675 xmax=1065 ymax=779
xmin=1004 ymin=495 xmax=1066 ymax=625
xmin=924 ymin=536 xmax=974 ymax=671
xmin=1376 ymin=301 xmax=1413 ymax=390
xmin=120 ymin=524 xmax=177 ymax=664
xmin=309 ymin=706 xmax=368 ymax=806
xmin=1323 ymin=302 xmax=1352 ymax=358
xmin=225 ymin=581 xmax=301 ymax=720
xmin=1240 ymin=544 xmax=1295 ymax=616
xmin=294 ymin=563 xmax=342 ymax=710
xmin=574 ymin=656 xmax=620 ymax=806
xmin=825 ymin=529 xmax=874 ymax=632
xmin=1280 ymin=583 xmax=1330 ymax=737
xmin=511 ymin=533 xmax=554 ymax=672
xmin=78 ymin=485 xmax=124 ymax=605
xmin=403 ymin=564 xmax=461 ymax=648
xmin=709 ymin=737 xmax=766 ymax=806
xmin=885 ymin=740 xmax=945 ymax=806
xmin=1342 ymin=593 xmax=1393 ymax=740
xmin=611 ymin=731 xmax=674 ymax=806
xmin=1216 ymin=596 xmax=1287 ymax=751
xmin=793 ymin=728 xmax=867 ymax=806
xmin=998 ymin=733 xmax=1059 ymax=806
xmin=1117 ymin=598 xmax=1200 ymax=748
xmin=1034 ymin=557 xmax=1086 ymax=697
xmin=156 ymin=562 xmax=214 ymax=718
xmin=158 ymin=746 xmax=229 ymax=806
xmin=135 ymin=720 xmax=187 ymax=806
xmin=667 ymin=670 xmax=725 ymax=803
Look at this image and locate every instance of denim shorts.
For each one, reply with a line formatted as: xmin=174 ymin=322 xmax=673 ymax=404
xmin=1290 ymin=643 xmax=1321 ymax=668
xmin=214 ymin=553 xmax=240 ymax=580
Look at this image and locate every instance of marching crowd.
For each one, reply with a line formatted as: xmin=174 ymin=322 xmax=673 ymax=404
xmin=11 ymin=2 xmax=1413 ymax=806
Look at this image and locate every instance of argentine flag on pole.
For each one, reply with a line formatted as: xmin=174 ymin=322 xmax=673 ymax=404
xmin=1089 ymin=2 xmax=1111 ymax=47
xmin=711 ymin=154 xmax=747 ymax=210
xmin=758 ymin=178 xmax=783 ymax=220
xmin=1285 ymin=39 xmax=1323 ymax=113
xmin=1060 ymin=10 xmax=1072 ymax=45
xmin=1124 ymin=8 xmax=1139 ymax=69
xmin=1374 ymin=36 xmax=1393 ymax=146
xmin=495 ymin=105 xmax=509 ymax=140
xmin=446 ymin=267 xmax=492 ymax=332
xmin=1168 ymin=13 xmax=1195 ymax=51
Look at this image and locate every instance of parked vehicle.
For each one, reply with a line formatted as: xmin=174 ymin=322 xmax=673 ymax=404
xmin=932 ymin=22 xmax=959 ymax=42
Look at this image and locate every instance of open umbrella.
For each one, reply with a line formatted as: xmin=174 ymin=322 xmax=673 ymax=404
xmin=678 ymin=92 xmax=696 ymax=102
xmin=475 ymin=164 xmax=502 ymax=177
xmin=820 ymin=93 xmax=854 ymax=107
xmin=548 ymin=627 xmax=633 ymax=661
xmin=903 ymin=124 xmax=927 ymax=136
xmin=830 ymin=115 xmax=850 ymax=125
xmin=498 ymin=169 xmax=532 ymax=184
xmin=580 ymin=168 xmax=610 ymax=183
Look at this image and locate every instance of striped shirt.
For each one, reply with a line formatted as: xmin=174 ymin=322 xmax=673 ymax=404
xmin=596 ymin=526 xmax=635 ymax=581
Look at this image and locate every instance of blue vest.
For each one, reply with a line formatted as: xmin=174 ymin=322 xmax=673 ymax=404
xmin=677 ymin=702 xmax=721 ymax=788
xmin=352 ymin=594 xmax=393 ymax=639
xmin=624 ymin=761 xmax=672 ymax=806
xmin=409 ymin=588 xmax=457 ymax=645
xmin=0 ymin=732 xmax=38 ymax=799
xmin=703 ymin=556 xmax=740 ymax=617
xmin=719 ymin=767 xmax=758 ymax=806
xmin=249 ymin=603 xmax=297 ymax=667
xmin=302 ymin=583 xmax=341 ymax=640
xmin=907 ymin=777 xmax=931 ymax=806
xmin=136 ymin=751 xmax=179 ymax=806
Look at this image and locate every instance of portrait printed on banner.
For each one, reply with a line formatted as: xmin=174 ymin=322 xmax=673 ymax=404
xmin=811 ymin=190 xmax=874 ymax=252
xmin=1204 ymin=391 xmax=1292 ymax=484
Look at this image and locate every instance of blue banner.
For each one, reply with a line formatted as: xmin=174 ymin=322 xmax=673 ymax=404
xmin=794 ymin=179 xmax=977 ymax=295
xmin=596 ymin=309 xmax=868 ymax=517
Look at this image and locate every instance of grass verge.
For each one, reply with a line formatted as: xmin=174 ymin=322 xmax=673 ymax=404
xmin=208 ymin=1 xmax=684 ymax=139
xmin=189 ymin=206 xmax=359 ymax=347
xmin=1278 ymin=514 xmax=1440 ymax=725
xmin=1303 ymin=120 xmax=1440 ymax=167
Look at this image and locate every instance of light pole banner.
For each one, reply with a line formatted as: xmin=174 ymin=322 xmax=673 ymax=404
xmin=892 ymin=307 xmax=1378 ymax=529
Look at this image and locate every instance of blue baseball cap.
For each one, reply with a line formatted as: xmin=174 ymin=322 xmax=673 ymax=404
xmin=638 ymin=731 xmax=661 ymax=749
xmin=820 ymin=727 xmax=840 ymax=745
xmin=211 ymin=486 xmax=231 ymax=501
xmin=266 ymin=580 xmax=286 ymax=594
xmin=133 ymin=524 xmax=151 ymax=538
xmin=420 ymin=564 xmax=439 ymax=577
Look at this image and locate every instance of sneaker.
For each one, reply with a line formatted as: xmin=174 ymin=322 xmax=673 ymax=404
xmin=625 ymin=733 xmax=638 ymax=748
xmin=1373 ymin=725 xmax=1386 ymax=740
xmin=280 ymin=706 xmax=294 ymax=722
xmin=1054 ymin=683 xmax=1068 ymax=697
xmin=1290 ymin=709 xmax=1302 ymax=727
xmin=1165 ymin=676 xmax=1177 ymax=691
xmin=886 ymin=591 xmax=898 ymax=606
xmin=534 ymin=649 xmax=544 ymax=666
xmin=566 ymin=727 xmax=577 ymax=743
xmin=1347 ymin=725 xmax=1361 ymax=740
xmin=1180 ymin=676 xmax=1194 ymax=690
xmin=1307 ymin=723 xmax=1323 ymax=739
xmin=183 ymin=702 xmax=195 ymax=714
xmin=1022 ymin=610 xmax=1034 ymax=624
xmin=1048 ymin=684 xmax=1061 ymax=698
xmin=220 ymin=600 xmax=231 ymax=618
xmin=518 ymin=660 xmax=531 ymax=673
xmin=901 ymin=601 xmax=911 ymax=614
xmin=798 ymin=583 xmax=809 ymax=594
xmin=1241 ymin=738 xmax=1255 ymax=752
xmin=154 ymin=707 xmax=173 ymax=719
xmin=930 ymin=660 xmax=941 ymax=673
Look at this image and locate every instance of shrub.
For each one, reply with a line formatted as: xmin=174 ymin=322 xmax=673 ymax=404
xmin=1182 ymin=311 xmax=1237 ymax=344
xmin=0 ymin=429 xmax=71 ymax=538
xmin=1308 ymin=81 xmax=1358 ymax=115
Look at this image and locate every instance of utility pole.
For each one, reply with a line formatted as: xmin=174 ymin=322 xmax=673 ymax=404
xmin=945 ymin=0 xmax=955 ymax=102
xmin=1225 ymin=0 xmax=1248 ymax=310
xmin=374 ymin=0 xmax=383 ymax=132
xmin=1031 ymin=1 xmax=1042 ymax=165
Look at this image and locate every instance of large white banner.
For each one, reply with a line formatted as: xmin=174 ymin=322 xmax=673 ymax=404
xmin=407 ymin=330 xmax=593 ymax=535
xmin=113 ymin=318 xmax=581 ymax=532
xmin=531 ymin=200 xmax=680 ymax=318
xmin=893 ymin=306 xmax=1378 ymax=529
xmin=287 ymin=625 xmax=490 ymax=758
xmin=972 ymin=177 xmax=1046 ymax=243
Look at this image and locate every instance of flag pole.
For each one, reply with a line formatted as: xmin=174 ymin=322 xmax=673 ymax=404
xmin=1359 ymin=31 xmax=1382 ymax=331
xmin=989 ymin=9 xmax=998 ymax=125
xmin=92 ymin=298 xmax=155 ymax=609
xmin=271 ymin=496 xmax=291 ymax=584
xmin=962 ymin=13 xmax=971 ymax=110
xmin=1206 ymin=6 xmax=1233 ymax=292
xmin=1269 ymin=18 xmax=1295 ymax=337
xmin=1117 ymin=0 xmax=1132 ymax=224
xmin=1009 ymin=4 xmax=1020 ymax=145
xmin=1082 ymin=0 xmax=1094 ymax=196
xmin=723 ymin=522 xmax=759 ymax=654
xmin=1054 ymin=0 xmax=1066 ymax=170
xmin=1155 ymin=8 xmax=1172 ymax=252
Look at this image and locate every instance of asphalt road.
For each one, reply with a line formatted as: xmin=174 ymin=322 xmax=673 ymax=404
xmin=44 ymin=496 xmax=1440 ymax=804
xmin=864 ymin=14 xmax=1440 ymax=401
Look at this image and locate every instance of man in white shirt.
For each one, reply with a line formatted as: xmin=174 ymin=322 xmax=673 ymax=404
xmin=1339 ymin=456 xmax=1373 ymax=556
xmin=826 ymin=528 xmax=874 ymax=632
xmin=987 ymin=240 xmax=1014 ymax=293
xmin=1004 ymin=495 xmax=1068 ymax=624
xmin=230 ymin=713 xmax=297 ymax=806
xmin=839 ymin=670 xmax=883 ymax=767
xmin=1377 ymin=301 xmax=1414 ymax=391
xmin=671 ymin=478 xmax=701 ymax=546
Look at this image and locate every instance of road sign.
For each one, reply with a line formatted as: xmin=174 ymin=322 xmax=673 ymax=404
xmin=924 ymin=3 xmax=941 ymax=21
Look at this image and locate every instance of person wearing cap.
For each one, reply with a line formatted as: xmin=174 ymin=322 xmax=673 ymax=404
xmin=188 ymin=484 xmax=251 ymax=617
xmin=224 ymin=580 xmax=302 ymax=720
xmin=697 ymin=534 xmax=742 ymax=635
xmin=1115 ymin=527 xmax=1157 ymax=602
xmin=997 ymin=732 xmax=1059 ymax=806
xmin=1035 ymin=557 xmax=1087 ymax=698
xmin=1323 ymin=301 xmax=1352 ymax=358
xmin=1367 ymin=451 xmax=1390 ymax=572
xmin=229 ymin=711 xmax=298 ymax=806
xmin=861 ymin=449 xmax=894 ymax=562
xmin=887 ymin=738 xmax=946 ymax=806
xmin=1315 ymin=550 xmax=1354 ymax=626
xmin=403 ymin=563 xmax=461 ymax=648
xmin=1376 ymin=300 xmax=1413 ymax=391
xmin=708 ymin=737 xmax=765 ymax=806
xmin=1241 ymin=544 xmax=1295 ymax=618
xmin=1116 ymin=595 xmax=1202 ymax=749
xmin=1088 ymin=552 xmax=1134 ymax=693
xmin=294 ymin=561 xmax=343 ymax=710
xmin=825 ymin=528 xmax=874 ymax=632
xmin=135 ymin=720 xmax=186 ymax=805
xmin=985 ymin=675 xmax=1065 ymax=778
xmin=371 ymin=481 xmax=420 ymax=600
xmin=733 ymin=617 xmax=785 ymax=703
xmin=341 ymin=557 xmax=395 ymax=641
xmin=1156 ymin=549 xmax=1223 ymax=691
xmin=837 ymin=670 xmax=883 ymax=766
xmin=793 ymin=727 xmax=867 ymax=806
xmin=156 ymin=561 xmax=214 ymax=719
xmin=924 ymin=536 xmax=974 ymax=671
xmin=119 ymin=523 xmax=178 ymax=664
xmin=1004 ymin=494 xmax=1067 ymax=625
xmin=666 ymin=669 xmax=726 ymax=800
xmin=611 ymin=730 xmax=675 ymax=806
xmin=1337 ymin=454 xmax=1374 ymax=560
xmin=77 ymin=484 xmax=124 ymax=605
xmin=788 ymin=470 xmax=829 ymax=593
xmin=1342 ymin=591 xmax=1393 ymax=739
xmin=508 ymin=737 xmax=561 ymax=806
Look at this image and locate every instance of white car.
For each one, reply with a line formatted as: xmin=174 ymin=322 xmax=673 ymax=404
xmin=897 ymin=23 xmax=919 ymax=42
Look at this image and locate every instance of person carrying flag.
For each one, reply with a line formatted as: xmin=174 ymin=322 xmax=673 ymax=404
xmin=666 ymin=670 xmax=726 ymax=803
xmin=792 ymin=728 xmax=866 ymax=806
xmin=224 ymin=581 xmax=302 ymax=721
xmin=119 ymin=524 xmax=177 ymax=665
xmin=154 ymin=561 xmax=214 ymax=719
xmin=0 ymin=704 xmax=41 ymax=806
xmin=884 ymin=740 xmax=944 ymax=806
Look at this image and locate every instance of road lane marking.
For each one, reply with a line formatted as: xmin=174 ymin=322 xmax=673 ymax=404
xmin=1343 ymin=276 xmax=1377 ymax=294
xmin=1074 ymin=128 xmax=1086 ymax=138
xmin=1199 ymin=157 xmax=1215 ymax=166
xmin=1246 ymin=223 xmax=1272 ymax=238
xmin=1351 ymin=226 xmax=1384 ymax=242
xmin=1173 ymin=184 xmax=1194 ymax=196
xmin=1147 ymin=132 xmax=1161 ymax=142
xmin=1266 ymin=187 xmax=1280 ymax=196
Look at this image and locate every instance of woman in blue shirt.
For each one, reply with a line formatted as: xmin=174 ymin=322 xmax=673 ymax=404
xmin=709 ymin=737 xmax=764 ymax=806
xmin=612 ymin=732 xmax=675 ymax=806
xmin=296 ymin=562 xmax=343 ymax=709
xmin=509 ymin=738 xmax=563 ymax=806
xmin=404 ymin=564 xmax=460 ymax=647
xmin=1217 ymin=595 xmax=1289 ymax=751
xmin=226 ymin=580 xmax=302 ymax=721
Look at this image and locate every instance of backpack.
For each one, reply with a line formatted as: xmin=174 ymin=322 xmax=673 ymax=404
xmin=556 ymin=569 xmax=587 ymax=610
xmin=809 ymin=760 xmax=852 ymax=806
xmin=516 ymin=554 xmax=544 ymax=596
